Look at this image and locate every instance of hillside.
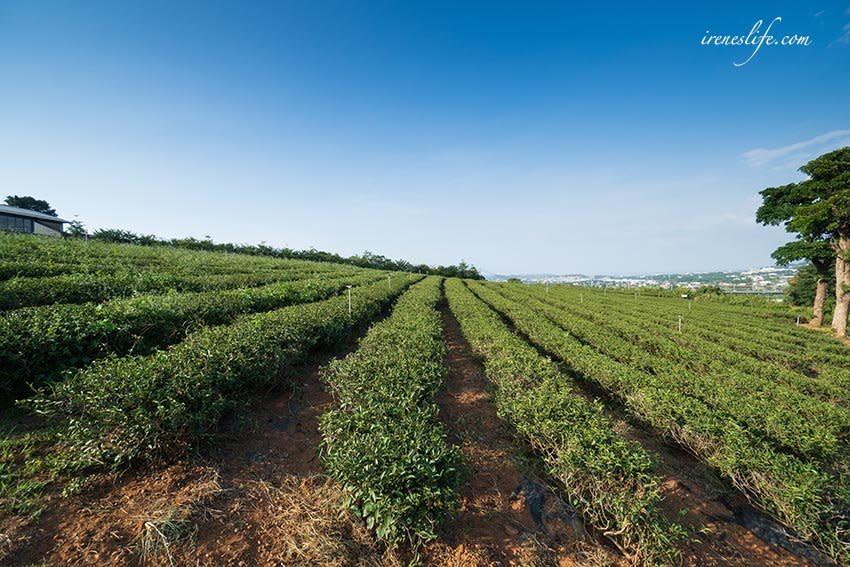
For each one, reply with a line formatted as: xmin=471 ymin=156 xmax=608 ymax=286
xmin=1 ymin=235 xmax=848 ymax=566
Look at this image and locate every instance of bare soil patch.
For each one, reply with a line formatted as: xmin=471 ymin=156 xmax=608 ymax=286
xmin=2 ymin=335 xmax=398 ymax=567
xmin=615 ymin=420 xmax=816 ymax=566
xmin=2 ymin=295 xmax=825 ymax=566
xmin=425 ymin=299 xmax=618 ymax=566
xmin=458 ymin=285 xmax=820 ymax=566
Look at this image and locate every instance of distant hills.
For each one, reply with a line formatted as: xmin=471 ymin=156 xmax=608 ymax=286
xmin=483 ymin=266 xmax=799 ymax=294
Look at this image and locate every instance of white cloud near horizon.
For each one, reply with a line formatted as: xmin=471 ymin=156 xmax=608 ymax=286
xmin=741 ymin=129 xmax=850 ymax=168
xmin=831 ymin=8 xmax=850 ymax=45
xmin=838 ymin=21 xmax=850 ymax=44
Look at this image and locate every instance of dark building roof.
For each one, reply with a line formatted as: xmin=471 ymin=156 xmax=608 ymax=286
xmin=0 ymin=205 xmax=69 ymax=223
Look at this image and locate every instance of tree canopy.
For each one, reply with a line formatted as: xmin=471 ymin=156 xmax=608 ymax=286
xmin=90 ymin=228 xmax=484 ymax=279
xmin=756 ymin=146 xmax=850 ymax=333
xmin=757 ymin=147 xmax=850 ymax=242
xmin=785 ymin=263 xmax=835 ymax=309
xmin=4 ymin=195 xmax=57 ymax=217
xmin=769 ymin=239 xmax=833 ymax=273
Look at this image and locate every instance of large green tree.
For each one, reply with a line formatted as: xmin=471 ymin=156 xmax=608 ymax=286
xmin=756 ymin=147 xmax=850 ymax=336
xmin=785 ymin=263 xmax=834 ymax=313
xmin=771 ymin=240 xmax=833 ymax=325
xmin=4 ymin=195 xmax=57 ymax=216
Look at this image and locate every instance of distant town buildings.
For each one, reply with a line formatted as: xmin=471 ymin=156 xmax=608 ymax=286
xmin=488 ymin=266 xmax=796 ymax=294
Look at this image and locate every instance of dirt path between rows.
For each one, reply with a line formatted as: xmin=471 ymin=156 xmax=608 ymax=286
xmin=424 ymin=297 xmax=617 ymax=566
xmin=460 ymin=283 xmax=823 ymax=566
xmin=5 ymin=334 xmax=391 ymax=566
xmin=617 ymin=419 xmax=816 ymax=567
xmin=5 ymin=291 xmax=825 ymax=566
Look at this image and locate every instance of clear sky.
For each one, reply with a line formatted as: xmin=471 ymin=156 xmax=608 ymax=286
xmin=1 ymin=1 xmax=849 ymax=275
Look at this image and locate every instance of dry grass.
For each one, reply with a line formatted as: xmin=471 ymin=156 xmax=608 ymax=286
xmin=0 ymin=530 xmax=12 ymax=561
xmin=423 ymin=533 xmax=618 ymax=567
xmin=247 ymin=474 xmax=401 ymax=567
xmin=571 ymin=540 xmax=621 ymax=567
xmin=511 ymin=533 xmax=617 ymax=567
xmin=133 ymin=468 xmax=224 ymax=565
xmin=136 ymin=507 xmax=194 ymax=566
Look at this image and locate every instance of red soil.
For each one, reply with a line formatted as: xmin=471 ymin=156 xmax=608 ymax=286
xmin=0 ymin=299 xmax=821 ymax=566
xmin=425 ymin=300 xmax=610 ymax=566
xmin=430 ymin=299 xmax=814 ymax=567
xmin=3 ymin=348 xmax=387 ymax=567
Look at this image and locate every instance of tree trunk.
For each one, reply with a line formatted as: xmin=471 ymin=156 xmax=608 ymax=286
xmin=834 ymin=298 xmax=849 ymax=337
xmin=831 ymin=236 xmax=850 ymax=337
xmin=812 ymin=278 xmax=828 ymax=326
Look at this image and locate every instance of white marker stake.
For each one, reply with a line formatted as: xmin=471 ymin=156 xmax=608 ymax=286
xmin=678 ymin=315 xmax=682 ymax=333
xmin=346 ymin=285 xmax=352 ymax=316
xmin=387 ymin=275 xmax=391 ymax=289
xmin=796 ymin=316 xmax=800 ymax=326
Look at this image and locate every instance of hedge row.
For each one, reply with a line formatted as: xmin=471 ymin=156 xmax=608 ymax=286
xmin=0 ymin=268 xmax=364 ymax=309
xmin=28 ymin=276 xmax=418 ymax=467
xmin=0 ymin=232 xmax=335 ymax=278
xmin=468 ymin=281 xmax=850 ymax=563
xmin=445 ymin=279 xmax=682 ymax=564
xmin=0 ymin=255 xmax=347 ymax=280
xmin=0 ymin=272 xmax=386 ymax=401
xmin=499 ymin=284 xmax=850 ymax=462
xmin=320 ymin=277 xmax=461 ymax=549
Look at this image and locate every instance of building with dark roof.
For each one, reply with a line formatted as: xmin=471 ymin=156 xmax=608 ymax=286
xmin=0 ymin=205 xmax=69 ymax=236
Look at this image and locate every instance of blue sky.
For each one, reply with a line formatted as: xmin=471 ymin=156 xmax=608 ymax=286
xmin=1 ymin=1 xmax=849 ymax=274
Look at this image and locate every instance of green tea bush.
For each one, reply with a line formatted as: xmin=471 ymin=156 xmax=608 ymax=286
xmin=445 ymin=279 xmax=682 ymax=565
xmin=469 ymin=281 xmax=850 ymax=563
xmin=321 ymin=277 xmax=461 ymax=549
xmin=498 ymin=283 xmax=850 ymax=462
xmin=0 ymin=232 xmax=336 ymax=278
xmin=27 ymin=276 xmax=417 ymax=467
xmin=0 ymin=272 xmax=384 ymax=400
xmin=0 ymin=269 xmax=331 ymax=309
